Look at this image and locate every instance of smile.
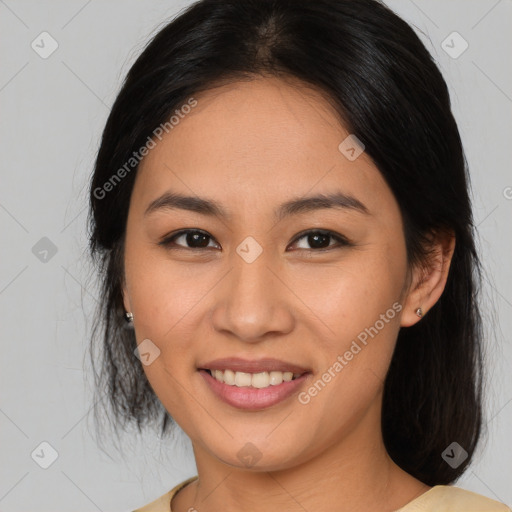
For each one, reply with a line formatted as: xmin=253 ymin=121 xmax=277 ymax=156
xmin=198 ymin=369 xmax=311 ymax=410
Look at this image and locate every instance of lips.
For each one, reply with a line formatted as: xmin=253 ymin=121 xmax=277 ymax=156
xmin=198 ymin=357 xmax=311 ymax=375
xmin=198 ymin=368 xmax=311 ymax=410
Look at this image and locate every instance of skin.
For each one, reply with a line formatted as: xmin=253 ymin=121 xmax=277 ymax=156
xmin=122 ymin=76 xmax=455 ymax=512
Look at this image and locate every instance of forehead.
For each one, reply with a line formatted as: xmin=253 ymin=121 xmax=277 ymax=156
xmin=132 ymin=77 xmax=395 ymax=219
xmin=143 ymin=76 xmax=345 ymax=168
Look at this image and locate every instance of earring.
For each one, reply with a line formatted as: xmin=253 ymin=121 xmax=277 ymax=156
xmin=415 ymin=307 xmax=423 ymax=318
xmin=125 ymin=311 xmax=134 ymax=322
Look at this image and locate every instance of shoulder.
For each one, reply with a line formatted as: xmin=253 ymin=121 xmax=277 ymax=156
xmin=132 ymin=480 xmax=510 ymax=512
xmin=132 ymin=476 xmax=198 ymax=512
xmin=397 ymin=485 xmax=511 ymax=512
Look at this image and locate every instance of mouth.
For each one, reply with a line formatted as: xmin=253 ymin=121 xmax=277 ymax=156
xmin=199 ymin=368 xmax=306 ymax=388
xmin=196 ymin=358 xmax=312 ymax=410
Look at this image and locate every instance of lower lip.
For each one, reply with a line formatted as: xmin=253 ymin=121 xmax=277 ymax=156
xmin=198 ymin=370 xmax=310 ymax=410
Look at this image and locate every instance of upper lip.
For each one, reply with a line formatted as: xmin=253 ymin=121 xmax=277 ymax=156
xmin=198 ymin=357 xmax=311 ymax=374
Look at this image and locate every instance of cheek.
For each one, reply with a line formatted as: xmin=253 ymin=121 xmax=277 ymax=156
xmin=123 ymin=243 xmax=208 ymax=371
xmin=292 ymin=265 xmax=402 ymax=442
xmin=290 ymin=247 xmax=405 ymax=404
xmin=125 ymin=258 xmax=207 ymax=421
xmin=125 ymin=235 xmax=192 ymax=313
xmin=291 ymin=247 xmax=405 ymax=339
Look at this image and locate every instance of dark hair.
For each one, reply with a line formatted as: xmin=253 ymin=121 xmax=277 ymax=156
xmin=87 ymin=0 xmax=484 ymax=486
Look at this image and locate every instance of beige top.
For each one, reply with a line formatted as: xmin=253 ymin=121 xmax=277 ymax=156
xmin=133 ymin=476 xmax=511 ymax=512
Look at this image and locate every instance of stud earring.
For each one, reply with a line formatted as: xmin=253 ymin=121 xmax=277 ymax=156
xmin=125 ymin=311 xmax=134 ymax=322
xmin=415 ymin=307 xmax=423 ymax=318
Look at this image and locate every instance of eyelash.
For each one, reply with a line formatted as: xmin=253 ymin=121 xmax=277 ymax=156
xmin=158 ymin=228 xmax=352 ymax=252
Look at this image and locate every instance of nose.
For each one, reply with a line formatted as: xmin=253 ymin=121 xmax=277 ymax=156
xmin=211 ymin=245 xmax=295 ymax=343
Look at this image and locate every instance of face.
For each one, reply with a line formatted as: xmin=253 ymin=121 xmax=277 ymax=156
xmin=122 ymin=76 xmax=415 ymax=471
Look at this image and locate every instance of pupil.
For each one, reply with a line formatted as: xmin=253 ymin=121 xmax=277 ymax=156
xmin=309 ymin=233 xmax=329 ymax=249
xmin=188 ymin=232 xmax=209 ymax=248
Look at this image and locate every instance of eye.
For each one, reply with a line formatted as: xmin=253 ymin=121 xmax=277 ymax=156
xmin=159 ymin=229 xmax=219 ymax=250
xmin=288 ymin=229 xmax=351 ymax=251
xmin=159 ymin=228 xmax=351 ymax=252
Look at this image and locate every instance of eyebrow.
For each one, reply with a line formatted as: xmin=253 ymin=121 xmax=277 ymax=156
xmin=144 ymin=190 xmax=370 ymax=221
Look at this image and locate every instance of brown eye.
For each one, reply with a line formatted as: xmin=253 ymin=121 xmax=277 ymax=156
xmin=159 ymin=228 xmax=351 ymax=252
xmin=288 ymin=230 xmax=351 ymax=251
xmin=159 ymin=230 xmax=219 ymax=250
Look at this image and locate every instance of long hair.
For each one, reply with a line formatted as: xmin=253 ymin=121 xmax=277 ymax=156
xmin=87 ymin=0 xmax=484 ymax=485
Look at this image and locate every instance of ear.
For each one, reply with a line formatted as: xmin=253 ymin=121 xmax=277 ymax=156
xmin=400 ymin=229 xmax=456 ymax=327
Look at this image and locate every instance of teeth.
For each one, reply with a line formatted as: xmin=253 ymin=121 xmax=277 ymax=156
xmin=208 ymin=369 xmax=299 ymax=388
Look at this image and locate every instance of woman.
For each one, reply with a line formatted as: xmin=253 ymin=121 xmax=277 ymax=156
xmin=87 ymin=0 xmax=511 ymax=510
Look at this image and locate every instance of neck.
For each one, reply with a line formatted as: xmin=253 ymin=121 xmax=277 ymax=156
xmin=172 ymin=398 xmax=430 ymax=512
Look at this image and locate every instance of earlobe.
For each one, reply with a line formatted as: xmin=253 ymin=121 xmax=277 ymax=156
xmin=400 ymin=229 xmax=456 ymax=328
xmin=122 ymin=287 xmax=134 ymax=324
xmin=400 ymin=299 xmax=425 ymax=328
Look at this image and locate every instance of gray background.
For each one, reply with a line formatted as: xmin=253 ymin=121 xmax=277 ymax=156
xmin=0 ymin=0 xmax=511 ymax=510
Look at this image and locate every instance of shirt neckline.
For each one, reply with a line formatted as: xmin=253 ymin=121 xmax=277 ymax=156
xmin=169 ymin=478 xmax=444 ymax=511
